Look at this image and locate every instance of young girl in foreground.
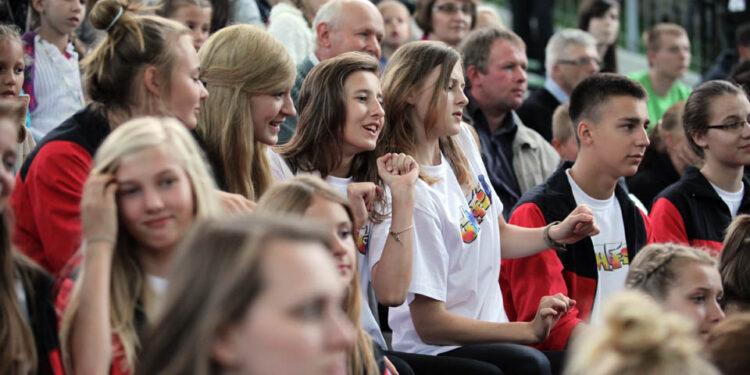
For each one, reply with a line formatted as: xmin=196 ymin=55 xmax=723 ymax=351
xmin=377 ymin=41 xmax=598 ymax=374
xmin=11 ymin=0 xmax=208 ymax=275
xmin=649 ymin=80 xmax=750 ymax=256
xmin=627 ymin=243 xmax=725 ymax=343
xmin=58 ymin=117 xmax=221 ymax=374
xmin=138 ymin=215 xmax=354 ymax=375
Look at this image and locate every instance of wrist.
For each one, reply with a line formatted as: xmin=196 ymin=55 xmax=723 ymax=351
xmin=544 ymin=221 xmax=566 ymax=252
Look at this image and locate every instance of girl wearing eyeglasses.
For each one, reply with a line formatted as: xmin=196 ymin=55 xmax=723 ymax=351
xmin=649 ymin=80 xmax=750 ymax=256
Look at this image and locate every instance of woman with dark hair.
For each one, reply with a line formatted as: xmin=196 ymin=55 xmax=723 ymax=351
xmin=413 ymin=0 xmax=477 ymax=48
xmin=578 ymin=0 xmax=619 ymax=73
xmin=650 ymin=80 xmax=750 ymax=256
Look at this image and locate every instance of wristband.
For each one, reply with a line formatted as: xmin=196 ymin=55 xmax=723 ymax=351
xmin=543 ymin=221 xmax=566 ymax=252
xmin=390 ymin=224 xmax=413 ymax=242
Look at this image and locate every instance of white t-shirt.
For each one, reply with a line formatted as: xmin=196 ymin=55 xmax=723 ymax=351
xmin=376 ymin=124 xmax=507 ymax=356
xmin=265 ymin=150 xmax=387 ymax=349
xmin=710 ymin=182 xmax=744 ymax=219
xmin=566 ymin=170 xmax=629 ymax=324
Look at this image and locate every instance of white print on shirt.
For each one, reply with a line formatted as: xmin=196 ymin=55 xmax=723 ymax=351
xmin=460 ymin=174 xmax=493 ymax=243
xmin=594 ymin=242 xmax=630 ymax=271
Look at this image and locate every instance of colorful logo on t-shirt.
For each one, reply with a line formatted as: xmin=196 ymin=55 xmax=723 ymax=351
xmin=594 ymin=242 xmax=629 ymax=271
xmin=356 ymin=224 xmax=370 ymax=255
xmin=460 ymin=174 xmax=493 ymax=244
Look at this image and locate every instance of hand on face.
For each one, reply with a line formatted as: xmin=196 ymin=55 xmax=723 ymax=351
xmin=81 ymin=172 xmax=119 ymax=247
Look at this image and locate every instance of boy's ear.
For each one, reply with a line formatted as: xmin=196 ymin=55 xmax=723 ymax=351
xmin=578 ymin=120 xmax=594 ymax=146
xmin=143 ymin=65 xmax=161 ymax=97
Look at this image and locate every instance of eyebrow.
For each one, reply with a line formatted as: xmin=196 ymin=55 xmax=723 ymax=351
xmin=618 ymin=117 xmax=647 ymax=123
xmin=117 ymin=168 xmax=178 ymax=185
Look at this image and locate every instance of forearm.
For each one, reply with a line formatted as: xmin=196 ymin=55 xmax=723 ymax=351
xmin=499 ymin=222 xmax=549 ymax=259
xmin=371 ymin=191 xmax=414 ymax=306
xmin=410 ymin=297 xmax=538 ymax=346
xmin=70 ymin=243 xmax=114 ymax=375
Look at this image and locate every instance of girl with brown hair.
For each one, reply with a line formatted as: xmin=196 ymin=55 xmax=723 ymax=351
xmin=10 ymin=0 xmax=208 ymax=275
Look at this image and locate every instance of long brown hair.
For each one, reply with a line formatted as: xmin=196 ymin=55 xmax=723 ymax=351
xmin=719 ymin=214 xmax=750 ymax=312
xmin=277 ymin=52 xmax=380 ymax=182
xmin=0 ymin=99 xmax=37 ymax=375
xmin=380 ymin=41 xmax=472 ymax=188
xmin=198 ymin=24 xmax=296 ymax=200
xmin=137 ymin=214 xmax=332 ymax=375
xmin=256 ymin=175 xmax=380 ymax=375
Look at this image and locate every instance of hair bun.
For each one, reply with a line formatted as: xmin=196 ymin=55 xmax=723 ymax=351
xmin=89 ymin=0 xmax=131 ymax=31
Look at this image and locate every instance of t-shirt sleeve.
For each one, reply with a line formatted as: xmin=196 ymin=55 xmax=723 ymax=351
xmin=648 ymin=197 xmax=688 ymax=245
xmin=500 ymin=202 xmax=582 ymax=350
xmin=27 ymin=142 xmax=91 ymax=274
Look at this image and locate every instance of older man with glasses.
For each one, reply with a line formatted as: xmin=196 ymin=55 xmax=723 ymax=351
xmin=517 ymin=29 xmax=600 ymax=142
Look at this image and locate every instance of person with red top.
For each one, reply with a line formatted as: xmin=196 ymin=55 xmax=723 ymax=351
xmin=10 ymin=0 xmax=209 ymax=275
xmin=649 ymin=80 xmax=750 ymax=257
xmin=500 ymin=73 xmax=651 ymax=351
xmin=57 ymin=117 xmax=221 ymax=375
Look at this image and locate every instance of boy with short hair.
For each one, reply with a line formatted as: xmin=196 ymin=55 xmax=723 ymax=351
xmin=500 ymin=73 xmax=652 ymax=350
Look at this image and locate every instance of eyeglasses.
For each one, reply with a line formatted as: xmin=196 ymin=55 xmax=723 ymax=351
xmin=556 ymin=57 xmax=602 ymax=67
xmin=432 ymin=3 xmax=475 ymax=15
xmin=707 ymin=119 xmax=750 ymax=132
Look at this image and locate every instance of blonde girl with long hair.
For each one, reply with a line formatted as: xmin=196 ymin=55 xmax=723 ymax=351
xmin=137 ymin=214 xmax=354 ymax=375
xmin=10 ymin=0 xmax=209 ymax=276
xmin=257 ymin=175 xmax=388 ymax=374
xmin=57 ymin=117 xmax=221 ymax=374
xmin=197 ymin=24 xmax=296 ymax=202
xmin=626 ymin=243 xmax=725 ymax=343
xmin=378 ymin=41 xmax=597 ymax=374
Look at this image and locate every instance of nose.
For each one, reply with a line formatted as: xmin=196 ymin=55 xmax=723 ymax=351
xmin=199 ymin=81 xmax=209 ymax=100
xmin=329 ymin=237 xmax=350 ymax=262
xmin=371 ymin=99 xmax=384 ymax=119
xmin=707 ymin=299 xmax=725 ymax=325
xmin=143 ymin=187 xmax=165 ymax=211
xmin=326 ymin=306 xmax=355 ymax=351
xmin=73 ymin=0 xmax=84 ymax=13
xmin=457 ymin=88 xmax=468 ymax=107
xmin=637 ymin=124 xmax=650 ymax=147
xmin=0 ymin=170 xmax=14 ymax=210
xmin=515 ymin=66 xmax=527 ymax=83
xmin=282 ymin=92 xmax=296 ymax=117
xmin=366 ymin=35 xmax=382 ymax=59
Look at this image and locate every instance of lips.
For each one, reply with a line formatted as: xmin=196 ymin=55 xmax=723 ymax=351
xmin=144 ymin=216 xmax=172 ymax=228
xmin=269 ymin=120 xmax=283 ymax=134
xmin=452 ymin=111 xmax=463 ymax=120
xmin=1 ymin=90 xmax=15 ymax=98
xmin=363 ymin=122 xmax=380 ymax=136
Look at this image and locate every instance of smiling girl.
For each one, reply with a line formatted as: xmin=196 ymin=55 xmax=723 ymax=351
xmin=58 ymin=117 xmax=221 ymax=375
xmin=197 ymin=24 xmax=296 ymax=203
xmin=649 ymin=80 xmax=750 ymax=256
xmin=10 ymin=0 xmax=209 ymax=275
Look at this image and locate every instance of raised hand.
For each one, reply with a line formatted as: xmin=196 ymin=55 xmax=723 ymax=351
xmin=80 ymin=172 xmax=119 ymax=248
xmin=376 ymin=153 xmax=418 ymax=195
xmin=549 ymin=204 xmax=600 ymax=245
xmin=346 ymin=182 xmax=380 ymax=229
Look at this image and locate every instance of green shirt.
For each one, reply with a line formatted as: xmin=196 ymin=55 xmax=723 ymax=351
xmin=628 ymin=71 xmax=691 ymax=133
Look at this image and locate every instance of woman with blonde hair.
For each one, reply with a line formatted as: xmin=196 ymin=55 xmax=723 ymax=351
xmin=377 ymin=40 xmax=597 ymax=374
xmin=565 ymin=290 xmax=720 ymax=375
xmin=10 ymin=0 xmax=209 ymax=275
xmin=626 ymin=243 xmax=725 ymax=342
xmin=57 ymin=117 xmax=221 ymax=374
xmin=138 ymin=214 xmax=354 ymax=375
xmin=197 ymin=24 xmax=296 ymax=201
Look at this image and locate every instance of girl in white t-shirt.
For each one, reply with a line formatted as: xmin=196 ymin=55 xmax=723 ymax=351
xmin=377 ymin=41 xmax=598 ymax=374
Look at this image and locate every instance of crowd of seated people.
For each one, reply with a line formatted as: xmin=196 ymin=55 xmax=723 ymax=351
xmin=3 ymin=0 xmax=750 ymax=374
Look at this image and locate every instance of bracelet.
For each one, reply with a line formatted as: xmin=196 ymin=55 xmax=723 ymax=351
xmin=390 ymin=224 xmax=413 ymax=242
xmin=543 ymin=221 xmax=566 ymax=252
xmin=86 ymin=237 xmax=116 ymax=245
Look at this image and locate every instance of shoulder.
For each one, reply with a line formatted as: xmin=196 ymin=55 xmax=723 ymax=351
xmin=627 ymin=70 xmax=649 ymax=83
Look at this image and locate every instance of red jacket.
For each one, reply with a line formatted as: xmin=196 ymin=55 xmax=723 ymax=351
xmin=500 ymin=163 xmax=649 ymax=350
xmin=649 ymin=167 xmax=750 ymax=257
xmin=11 ymin=105 xmax=110 ymax=275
